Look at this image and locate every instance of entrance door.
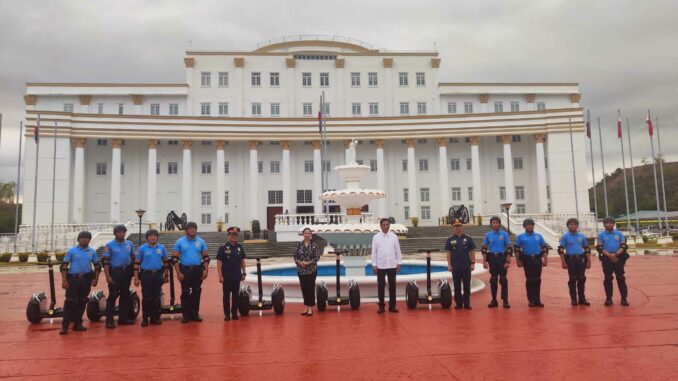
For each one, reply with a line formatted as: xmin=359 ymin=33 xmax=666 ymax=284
xmin=267 ymin=207 xmax=283 ymax=231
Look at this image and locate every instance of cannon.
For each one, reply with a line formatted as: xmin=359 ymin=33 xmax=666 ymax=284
xmin=164 ymin=211 xmax=188 ymax=231
xmin=447 ymin=205 xmax=470 ymax=225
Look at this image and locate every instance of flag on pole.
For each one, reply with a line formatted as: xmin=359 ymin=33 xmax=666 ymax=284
xmin=617 ymin=116 xmax=623 ymax=138
xmin=317 ymin=111 xmax=323 ymax=134
xmin=586 ymin=117 xmax=591 ymax=138
xmin=646 ymin=111 xmax=654 ymax=136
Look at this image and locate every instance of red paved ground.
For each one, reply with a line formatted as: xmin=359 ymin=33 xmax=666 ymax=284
xmin=1 ymin=255 xmax=677 ymax=380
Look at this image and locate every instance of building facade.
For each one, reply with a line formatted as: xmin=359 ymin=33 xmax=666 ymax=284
xmin=21 ymin=36 xmax=589 ymax=231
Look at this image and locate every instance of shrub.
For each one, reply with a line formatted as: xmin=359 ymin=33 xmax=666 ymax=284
xmin=19 ymin=253 xmax=29 ymax=262
xmin=671 ymin=233 xmax=678 ymax=241
xmin=251 ymin=220 xmax=261 ymax=234
xmin=0 ymin=253 xmax=11 ymax=262
xmin=642 ymin=236 xmax=648 ymax=243
xmin=37 ymin=252 xmax=49 ymax=262
xmin=477 ymin=215 xmax=483 ymax=226
xmin=410 ymin=217 xmax=419 ymax=227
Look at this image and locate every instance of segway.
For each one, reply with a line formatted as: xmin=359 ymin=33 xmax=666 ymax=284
xmin=316 ymin=249 xmax=361 ymax=311
xmin=86 ymin=268 xmax=140 ymax=322
xmin=238 ymin=256 xmax=285 ymax=316
xmin=26 ymin=259 xmax=64 ymax=324
xmin=159 ymin=257 xmax=182 ymax=316
xmin=405 ymin=249 xmax=452 ymax=310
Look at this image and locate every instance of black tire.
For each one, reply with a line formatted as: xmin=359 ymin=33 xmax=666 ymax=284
xmin=129 ymin=292 xmax=140 ymax=320
xmin=86 ymin=300 xmax=102 ymax=322
xmin=238 ymin=289 xmax=250 ymax=316
xmin=272 ymin=288 xmax=285 ymax=315
xmin=349 ymin=284 xmax=360 ymax=310
xmin=440 ymin=283 xmax=452 ymax=309
xmin=316 ymin=284 xmax=327 ymax=312
xmin=26 ymin=301 xmax=42 ymax=324
xmin=405 ymin=283 xmax=418 ymax=309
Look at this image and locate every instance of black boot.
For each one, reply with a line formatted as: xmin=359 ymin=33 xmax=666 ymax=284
xmin=141 ymin=318 xmax=149 ymax=327
xmin=488 ymin=299 xmax=498 ymax=308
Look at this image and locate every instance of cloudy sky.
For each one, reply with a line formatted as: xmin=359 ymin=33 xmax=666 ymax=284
xmin=1 ymin=0 xmax=676 ymax=185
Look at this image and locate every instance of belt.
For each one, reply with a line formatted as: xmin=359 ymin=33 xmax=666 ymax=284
xmin=141 ymin=269 xmax=163 ymax=274
xmin=111 ymin=265 xmax=131 ymax=270
xmin=524 ymin=254 xmax=541 ymax=259
xmin=568 ymin=254 xmax=585 ymax=259
xmin=180 ymin=265 xmax=203 ymax=270
xmin=68 ymin=272 xmax=92 ymax=279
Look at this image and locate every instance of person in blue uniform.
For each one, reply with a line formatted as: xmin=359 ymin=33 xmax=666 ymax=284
xmin=445 ymin=219 xmax=476 ymax=310
xmin=217 ymin=227 xmax=247 ymax=321
xmin=59 ymin=231 xmax=101 ymax=335
xmin=481 ymin=216 xmax=512 ymax=308
xmin=558 ymin=218 xmax=591 ymax=306
xmin=514 ymin=219 xmax=549 ymax=307
xmin=173 ymin=221 xmax=209 ymax=323
xmin=596 ymin=217 xmax=630 ymax=306
xmin=102 ymin=224 xmax=136 ymax=328
xmin=134 ymin=229 xmax=169 ymax=327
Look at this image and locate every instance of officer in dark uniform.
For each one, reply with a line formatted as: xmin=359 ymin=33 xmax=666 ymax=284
xmin=134 ymin=229 xmax=169 ymax=327
xmin=217 ymin=227 xmax=247 ymax=321
xmin=173 ymin=221 xmax=209 ymax=323
xmin=596 ymin=217 xmax=630 ymax=306
xmin=514 ymin=219 xmax=549 ymax=307
xmin=445 ymin=219 xmax=476 ymax=309
xmin=59 ymin=231 xmax=101 ymax=335
xmin=102 ymin=224 xmax=136 ymax=328
xmin=481 ymin=216 xmax=512 ymax=308
xmin=558 ymin=218 xmax=591 ymax=306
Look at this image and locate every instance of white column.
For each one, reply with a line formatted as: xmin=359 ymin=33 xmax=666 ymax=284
xmin=376 ymin=140 xmax=387 ymax=218
xmin=534 ymin=134 xmax=549 ymax=213
xmin=249 ymin=141 xmax=259 ymax=222
xmin=437 ymin=138 xmax=449 ymax=211
xmin=471 ymin=137 xmax=483 ymax=216
xmin=281 ymin=141 xmax=292 ymax=213
xmin=110 ymin=139 xmax=122 ymax=223
xmin=146 ymin=140 xmax=158 ymax=225
xmin=72 ymin=139 xmax=86 ymax=223
xmin=285 ymin=59 xmax=296 ymax=117
xmin=215 ymin=141 xmax=225 ymax=224
xmin=181 ymin=141 xmax=193 ymax=219
xmin=406 ymin=139 xmax=418 ymax=220
xmin=312 ymin=141 xmax=322 ymax=214
xmin=502 ymin=136 xmax=515 ymax=212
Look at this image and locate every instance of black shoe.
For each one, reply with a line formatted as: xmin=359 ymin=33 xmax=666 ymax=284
xmin=232 ymin=315 xmax=239 ymax=321
xmin=106 ymin=321 xmax=116 ymax=329
xmin=300 ymin=311 xmax=308 ymax=316
xmin=224 ymin=315 xmax=230 ymax=321
xmin=150 ymin=318 xmax=162 ymax=325
xmin=579 ymin=300 xmax=590 ymax=306
xmin=388 ymin=306 xmax=399 ymax=313
xmin=118 ymin=319 xmax=135 ymax=325
xmin=191 ymin=315 xmax=203 ymax=322
xmin=488 ymin=300 xmax=498 ymax=308
xmin=141 ymin=318 xmax=149 ymax=327
xmin=528 ymin=302 xmax=536 ymax=307
xmin=604 ymin=298 xmax=613 ymax=306
xmin=464 ymin=305 xmax=472 ymax=310
xmin=59 ymin=326 xmax=68 ymax=335
xmin=454 ymin=305 xmax=463 ymax=310
xmin=73 ymin=324 xmax=87 ymax=332
xmin=503 ymin=301 xmax=511 ymax=309
xmin=535 ymin=301 xmax=545 ymax=308
xmin=621 ymin=299 xmax=630 ymax=306
xmin=181 ymin=317 xmax=190 ymax=324
xmin=377 ymin=305 xmax=385 ymax=314
xmin=571 ymin=300 xmax=578 ymax=306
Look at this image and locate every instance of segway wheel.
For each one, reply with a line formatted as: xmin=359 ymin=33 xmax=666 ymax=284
xmin=349 ymin=283 xmax=361 ymax=310
xmin=238 ymin=287 xmax=251 ymax=316
xmin=86 ymin=300 xmax=102 ymax=322
xmin=440 ymin=281 xmax=452 ymax=309
xmin=316 ymin=284 xmax=327 ymax=312
xmin=272 ymin=286 xmax=285 ymax=315
xmin=405 ymin=282 xmax=418 ymax=309
xmin=129 ymin=292 xmax=141 ymax=320
xmin=26 ymin=301 xmax=43 ymax=324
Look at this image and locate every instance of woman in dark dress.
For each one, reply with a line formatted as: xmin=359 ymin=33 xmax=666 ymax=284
xmin=295 ymin=228 xmax=320 ymax=316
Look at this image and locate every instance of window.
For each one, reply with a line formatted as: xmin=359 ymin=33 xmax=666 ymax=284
xmin=399 ymin=72 xmax=408 ymax=86
xmin=303 ymin=103 xmax=313 ymax=116
xmin=448 ymin=138 xmax=459 ymax=143
xmin=156 ymin=162 xmax=160 ymax=175
xmin=351 ymin=72 xmax=361 ymax=87
xmin=150 ymin=104 xmax=160 ymax=115
xmin=494 ymin=102 xmax=503 ymax=113
xmin=512 ymin=135 xmax=522 ymax=143
xmin=220 ymin=191 xmax=228 ymax=206
xmin=465 ymin=137 xmax=471 ymax=143
xmin=404 ymin=206 xmax=410 ymax=220
xmin=466 ymin=158 xmax=472 ymax=170
xmin=370 ymin=160 xmax=377 ymax=172
xmin=467 ymin=187 xmax=473 ymax=201
xmin=223 ymin=213 xmax=229 ymax=224
xmin=97 ymin=103 xmax=104 ymax=114
xmin=270 ymin=161 xmax=280 ymax=173
xmin=420 ymin=188 xmax=430 ymax=202
xmin=118 ymin=103 xmax=124 ymax=115
xmin=399 ymin=102 xmax=410 ymax=115
xmin=97 ymin=139 xmax=107 ymax=146
xmin=200 ymin=103 xmax=211 ymax=116
xmin=351 ymin=103 xmax=362 ymax=116
xmin=417 ymin=102 xmax=427 ymax=115
xmin=510 ymin=101 xmax=520 ymax=112
xmin=403 ymin=188 xmax=409 ymax=202
xmin=417 ymin=138 xmax=427 ymax=144
xmin=297 ymin=190 xmax=313 ymax=204
xmin=168 ymin=162 xmax=178 ymax=175
xmin=516 ymin=204 xmax=526 ymax=214
xmin=368 ymin=102 xmax=379 ymax=116
xmin=304 ymin=161 xmax=314 ymax=173
xmin=201 ymin=191 xmax=211 ymax=206
xmin=202 ymin=140 xmax=211 ymax=146
xmin=499 ymin=186 xmax=506 ymax=201
xmin=251 ymin=72 xmax=261 ymax=86
xmin=421 ymin=206 xmax=431 ymax=220
xmin=268 ymin=190 xmax=283 ymax=204
xmin=537 ymin=102 xmax=546 ymax=111
xmin=96 ymin=163 xmax=107 ymax=175
xmin=415 ymin=72 xmax=426 ymax=86
xmin=356 ymin=159 xmax=364 ymax=165
xmin=169 ymin=104 xmax=179 ymax=115
xmin=447 ymin=102 xmax=457 ymax=114
xmin=497 ymin=158 xmax=504 ymax=170
xmin=322 ymin=103 xmax=330 ymax=116
xmin=224 ymin=161 xmax=230 ymax=174
xmin=302 ymin=72 xmax=312 ymax=87
xmin=402 ymin=159 xmax=408 ymax=171
xmin=218 ymin=72 xmax=229 ymax=87
xmin=452 ymin=187 xmax=461 ymax=201
xmin=200 ymin=72 xmax=211 ymax=87
xmin=168 ymin=140 xmax=178 ymax=145
xmin=368 ymin=72 xmax=378 ymax=86
xmin=201 ymin=161 xmax=212 ymax=174
xmin=251 ymin=103 xmax=261 ymax=116
xmin=217 ymin=102 xmax=228 ymax=116
xmin=496 ymin=136 xmax=502 ymax=143
xmin=450 ymin=159 xmax=460 ymax=171
xmin=120 ymin=163 xmax=124 ymax=175
xmin=464 ymin=102 xmax=473 ymax=114
xmin=201 ymin=213 xmax=211 ymax=224
xmin=62 ymin=103 xmax=73 ymax=113
xmin=270 ymin=72 xmax=280 ymax=86
xmin=419 ymin=159 xmax=429 ymax=171
xmin=320 ymin=72 xmax=329 ymax=87
xmin=270 ymin=103 xmax=280 ymax=116
xmin=515 ymin=186 xmax=525 ymax=200
xmin=513 ymin=157 xmax=524 ymax=170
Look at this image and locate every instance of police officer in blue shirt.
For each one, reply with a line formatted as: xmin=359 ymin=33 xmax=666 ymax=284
xmin=173 ymin=221 xmax=210 ymax=323
xmin=482 ymin=216 xmax=512 ymax=308
xmin=596 ymin=217 xmax=630 ymax=306
xmin=514 ymin=219 xmax=549 ymax=307
xmin=102 ymin=224 xmax=136 ymax=328
xmin=133 ymin=229 xmax=169 ymax=327
xmin=558 ymin=218 xmax=591 ymax=306
xmin=445 ymin=219 xmax=477 ymax=310
xmin=59 ymin=231 xmax=101 ymax=335
xmin=217 ymin=227 xmax=247 ymax=321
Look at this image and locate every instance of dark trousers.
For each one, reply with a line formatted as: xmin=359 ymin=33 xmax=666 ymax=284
xmin=62 ymin=273 xmax=92 ymax=328
xmin=377 ymin=268 xmax=397 ymax=308
xmin=298 ymin=273 xmax=317 ymax=307
xmin=222 ymin=279 xmax=240 ymax=317
xmin=487 ymin=254 xmax=508 ymax=302
xmin=522 ymin=255 xmax=543 ymax=303
xmin=106 ymin=266 xmax=132 ymax=322
xmin=452 ymin=268 xmax=472 ymax=307
xmin=566 ymin=255 xmax=587 ymax=302
xmin=601 ymin=255 xmax=628 ymax=299
xmin=179 ymin=265 xmax=203 ymax=319
xmin=140 ymin=271 xmax=162 ymax=320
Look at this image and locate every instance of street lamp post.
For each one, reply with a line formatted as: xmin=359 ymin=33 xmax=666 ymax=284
xmin=135 ymin=209 xmax=146 ymax=247
xmin=501 ymin=203 xmax=513 ymax=236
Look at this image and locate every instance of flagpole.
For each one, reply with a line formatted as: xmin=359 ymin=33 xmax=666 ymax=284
xmin=597 ymin=117 xmax=609 ymax=216
xmin=586 ymin=111 xmax=599 ymax=232
xmin=13 ymin=122 xmax=24 ymax=257
xmin=647 ymin=111 xmax=662 ymax=232
xmin=625 ymin=118 xmax=640 ymax=231
xmin=569 ymin=118 xmax=580 ymax=221
xmin=31 ymin=115 xmax=41 ymax=255
xmin=655 ymin=117 xmax=669 ymax=232
xmin=50 ymin=121 xmax=57 ymax=254
xmin=617 ymin=111 xmax=632 ymax=231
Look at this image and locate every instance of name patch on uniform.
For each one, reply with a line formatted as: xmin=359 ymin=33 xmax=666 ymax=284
xmin=614 ymin=236 xmax=619 ymax=241
xmin=156 ymin=248 xmax=161 ymax=254
xmin=194 ymin=242 xmax=201 ymax=248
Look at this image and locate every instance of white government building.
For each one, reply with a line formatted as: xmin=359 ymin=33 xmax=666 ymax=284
xmin=20 ymin=36 xmax=591 ymax=242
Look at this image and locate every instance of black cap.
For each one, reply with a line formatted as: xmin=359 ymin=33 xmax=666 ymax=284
xmin=523 ymin=218 xmax=535 ymax=227
xmin=77 ymin=231 xmax=92 ymax=240
xmin=113 ymin=224 xmax=127 ymax=234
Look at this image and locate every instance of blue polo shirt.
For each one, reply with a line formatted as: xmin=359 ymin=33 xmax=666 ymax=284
xmin=515 ymin=232 xmax=546 ymax=256
xmin=482 ymin=229 xmax=510 ymax=253
xmin=64 ymin=245 xmax=100 ymax=274
xmin=104 ymin=239 xmax=135 ymax=267
xmin=445 ymin=234 xmax=476 ymax=269
xmin=216 ymin=241 xmax=246 ymax=281
xmin=173 ymin=236 xmax=207 ymax=266
xmin=137 ymin=243 xmax=168 ymax=271
xmin=559 ymin=231 xmax=588 ymax=255
xmin=597 ymin=230 xmax=625 ymax=253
